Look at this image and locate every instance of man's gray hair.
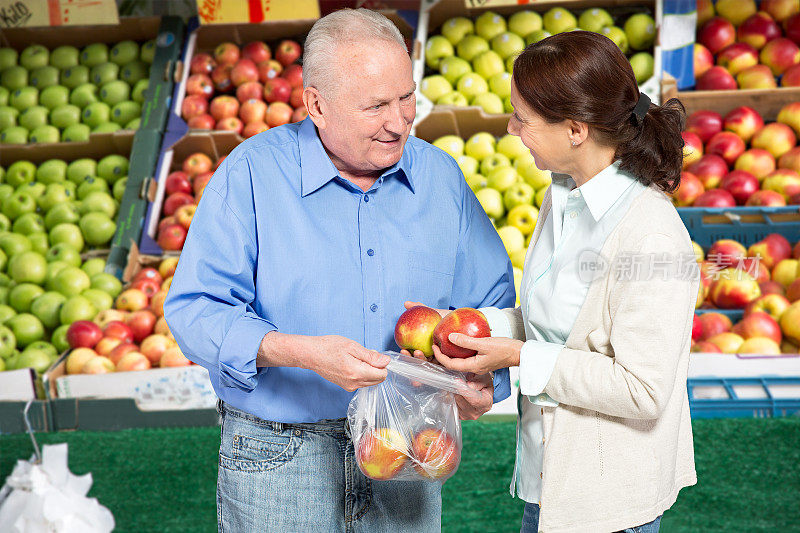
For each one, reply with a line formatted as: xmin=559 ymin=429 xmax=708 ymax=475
xmin=303 ymin=8 xmax=406 ymax=98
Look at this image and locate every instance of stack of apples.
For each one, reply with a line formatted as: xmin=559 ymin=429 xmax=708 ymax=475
xmin=676 ymin=102 xmax=800 ymax=207
xmin=155 ymin=150 xmax=227 ymax=251
xmin=181 ymin=40 xmax=307 ymax=139
xmin=61 ymin=256 xmax=191 ymax=374
xmin=695 ymin=0 xmax=800 ymax=89
xmin=421 ymin=8 xmax=657 ymax=113
xmin=432 ymin=132 xmax=546 ymax=304
xmin=693 ymin=233 xmax=800 ymax=313
xmin=0 ymin=40 xmax=155 ymax=144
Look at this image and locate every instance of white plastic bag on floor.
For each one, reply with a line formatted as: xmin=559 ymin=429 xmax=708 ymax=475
xmin=0 ymin=443 xmax=114 ymax=533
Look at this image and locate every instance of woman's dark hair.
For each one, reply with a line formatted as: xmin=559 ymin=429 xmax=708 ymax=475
xmin=512 ymin=31 xmax=685 ymax=193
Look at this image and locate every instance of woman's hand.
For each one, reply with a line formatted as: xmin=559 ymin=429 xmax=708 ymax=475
xmin=433 ymin=334 xmax=523 ymax=375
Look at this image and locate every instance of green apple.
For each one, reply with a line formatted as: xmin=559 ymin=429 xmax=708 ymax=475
xmin=475 ymin=11 xmax=507 ymax=41
xmin=497 ymin=134 xmax=528 ymax=161
xmin=9 ymin=251 xmax=47 ymax=284
xmin=432 ymin=135 xmax=465 ymax=158
xmin=526 ymin=30 xmax=552 ymax=45
xmin=488 ymin=72 xmax=512 ymax=98
xmin=456 ymin=73 xmax=489 ymax=99
xmin=97 ymin=154 xmax=129 ymax=183
xmin=27 ymin=232 xmax=49 ymax=256
xmin=44 ymin=203 xmax=80 ymax=230
xmin=30 ymin=125 xmax=60 ymax=144
xmin=19 ymin=106 xmax=48 ymax=130
xmin=472 ymin=50 xmax=505 ymax=79
xmin=0 ymin=48 xmax=18 ymax=71
xmin=50 ymin=222 xmax=85 ymax=251
xmin=498 ymin=225 xmax=525 ymax=254
xmin=480 ymin=152 xmax=511 ymax=175
xmin=52 ymin=266 xmax=91 ymax=297
xmin=90 ymin=272 xmax=122 ymax=298
xmin=0 ymin=304 xmax=15 ymax=323
xmin=51 ymin=324 xmax=70 ymax=353
xmin=625 ymin=13 xmax=656 ymax=51
xmin=66 ymin=158 xmax=97 ymax=184
xmin=630 ymin=52 xmax=654 ymax=83
xmin=425 ymin=36 xmax=455 ymax=69
xmin=9 ymin=284 xmax=45 ymax=313
xmin=77 ymin=176 xmax=110 ymax=199
xmin=601 ymin=26 xmax=629 ymax=54
xmin=15 ymin=182 xmax=45 ymax=199
xmin=25 ymin=341 xmax=57 ymax=358
xmin=0 ymin=87 xmax=8 ymax=106
xmin=30 ymin=292 xmax=66 ymax=330
xmin=91 ymin=62 xmax=120 ymax=86
xmin=81 ymin=257 xmax=106 ymax=277
xmin=110 ymin=100 xmax=141 ymax=126
xmin=44 ymin=261 xmax=69 ymax=289
xmin=0 ymin=324 xmax=15 ymax=358
xmin=420 ymin=75 xmax=453 ymax=103
xmin=36 ymin=159 xmax=67 ymax=184
xmin=509 ymin=11 xmax=543 ymax=37
xmin=80 ymin=43 xmax=109 ymax=67
xmin=60 ymin=65 xmax=90 ymax=90
xmin=0 ymin=286 xmax=7 ymax=305
xmin=465 ymin=173 xmax=488 ymax=192
xmin=0 ymin=106 xmax=19 ymax=130
xmin=110 ymin=40 xmax=140 ymax=66
xmin=131 ymin=79 xmax=149 ymax=103
xmin=0 ymin=233 xmax=32 ymax=257
xmin=436 ymin=92 xmax=469 ymax=106
xmin=20 ymin=45 xmax=49 ymax=70
xmin=441 ymin=17 xmax=474 ymax=45
xmin=70 ymin=83 xmax=99 ymax=108
xmin=504 ymin=182 xmax=535 ymax=210
xmin=81 ymin=288 xmax=112 ymax=312
xmin=10 ymin=87 xmax=39 ymax=111
xmin=465 ymin=132 xmax=496 ymax=160
xmin=578 ymin=8 xmax=614 ymax=33
xmin=0 ymin=213 xmax=9 ymax=232
xmin=514 ymin=152 xmax=551 ymax=189
xmin=121 ymin=60 xmax=149 ymax=85
xmin=491 ymin=32 xmax=525 ymax=60
xmin=507 ymin=204 xmax=539 ymax=235
xmin=438 ymin=56 xmax=472 ymax=85
xmin=79 ymin=212 xmax=116 ymax=246
xmin=50 ymin=104 xmax=82 ymax=129
xmin=535 ymin=186 xmax=547 ymax=207
xmin=16 ymin=347 xmax=51 ymax=373
xmin=80 ymin=191 xmax=116 ymax=218
xmin=488 ymin=166 xmax=518 ymax=192
xmin=60 ymin=124 xmax=91 ymax=143
xmin=81 ymin=101 xmax=110 ymax=128
xmin=12 ymin=212 xmax=45 ymax=235
xmin=3 ymin=192 xmax=36 ymax=220
xmin=60 ymin=295 xmax=97 ymax=325
xmin=50 ymin=46 xmax=80 ymax=70
xmin=39 ymin=85 xmax=70 ymax=110
xmin=99 ymin=80 xmax=131 ymax=106
xmin=93 ymin=122 xmax=121 ymax=133
xmin=0 ymin=126 xmax=28 ymax=144
xmin=456 ymin=35 xmax=489 ymax=62
xmin=455 ymin=155 xmax=479 ymax=176
xmin=140 ymin=40 xmax=157 ymax=64
xmin=112 ymin=177 xmax=127 ymax=202
xmin=1 ymin=66 xmax=28 ymax=91
xmin=30 ymin=66 xmax=60 ymax=90
xmin=125 ymin=118 xmax=140 ymax=130
xmin=475 ymin=187 xmax=504 ymax=219
xmin=64 ymin=182 xmax=77 ymax=195
xmin=543 ymin=7 xmax=577 ymax=34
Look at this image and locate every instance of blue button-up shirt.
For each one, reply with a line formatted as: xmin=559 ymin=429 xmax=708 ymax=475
xmin=164 ymin=118 xmax=515 ymax=424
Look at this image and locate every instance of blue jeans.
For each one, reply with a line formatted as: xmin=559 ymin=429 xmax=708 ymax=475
xmin=521 ymin=503 xmax=662 ymax=533
xmin=216 ymin=401 xmax=441 ymax=532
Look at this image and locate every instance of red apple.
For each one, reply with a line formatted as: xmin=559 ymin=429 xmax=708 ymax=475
xmin=432 ymin=308 xmax=490 ymax=358
xmin=214 ymin=42 xmax=240 ymax=66
xmin=746 ymin=293 xmax=792 ymax=320
xmin=211 ymin=64 xmax=234 ymax=93
xmin=186 ymin=74 xmax=214 ymax=98
xmin=116 ymin=289 xmax=149 ymax=312
xmin=266 ymin=102 xmax=293 ymax=128
xmin=239 ymin=98 xmax=266 ymax=123
xmin=717 ymin=42 xmax=759 ymax=75
xmin=790 ymin=191 xmax=800 ymax=203
xmin=140 ymin=334 xmax=174 ymax=366
xmin=236 ymin=81 xmax=263 ymax=103
xmin=697 ymin=312 xmax=733 ymax=341
xmin=209 ymin=95 xmax=239 ymax=121
xmin=736 ymin=64 xmax=779 ymax=88
xmin=699 ymin=17 xmax=737 ymax=54
xmin=763 ymin=168 xmax=800 ymax=199
xmin=275 ymin=40 xmax=302 ymax=67
xmin=165 ymin=171 xmax=192 ymax=196
xmin=183 ymin=152 xmax=213 ymax=177
xmin=692 ymin=340 xmax=722 ymax=353
xmin=289 ymin=86 xmax=304 ymax=109
xmin=697 ymin=66 xmax=738 ymax=90
xmin=215 ymin=117 xmax=243 ymax=134
xmin=394 ymin=306 xmax=442 ymax=357
xmin=94 ymin=309 xmax=127 ymax=329
xmin=291 ymin=106 xmax=308 ymax=123
xmin=187 ymin=114 xmax=215 ymax=130
xmin=745 ymin=189 xmax=787 ymax=206
xmin=133 ymin=267 xmax=162 ymax=286
xmin=723 ymin=106 xmax=764 ymax=143
xmin=66 ymin=320 xmax=103 ymax=349
xmin=131 ymin=277 xmax=160 ymax=299
xmin=107 ymin=343 xmax=139 ymax=365
xmin=761 ymin=280 xmax=787 ymax=295
xmin=732 ymin=311 xmax=783 ymax=343
xmin=412 ymin=428 xmax=459 ymax=480
xmin=193 ymin=171 xmax=213 ymax=197
xmin=737 ymin=12 xmax=782 ymax=49
xmin=786 ymin=13 xmax=800 ymax=46
xmin=707 ymin=131 xmax=746 ymax=165
xmin=697 ymin=0 xmax=716 ymax=27
xmin=356 ymin=428 xmax=408 ymax=480
xmin=687 ymin=111 xmax=724 ymax=143
xmin=175 ymin=203 xmax=196 ymax=229
xmin=786 ymin=278 xmax=800 ymax=302
xmin=682 ymin=131 xmax=704 ymax=169
xmin=116 ymin=352 xmax=151 ymax=372
xmin=715 ymin=0 xmax=757 ymax=25
xmin=760 ymin=37 xmax=800 ymax=75
xmin=752 ymin=122 xmax=797 ymax=159
xmin=738 ymin=257 xmax=770 ymax=283
xmin=103 ymin=320 xmax=134 ymax=343
xmin=710 ymin=268 xmax=762 ymax=308
xmin=777 ymin=101 xmax=800 ymax=136
xmin=94 ymin=336 xmax=124 ymax=356
xmin=708 ymin=239 xmax=748 ymax=268
xmin=126 ymin=310 xmax=157 ymax=343
xmin=151 ymin=290 xmax=167 ymax=318
xmin=257 ymin=60 xmax=283 ymax=83
xmin=242 ymin=121 xmax=269 ymax=138
xmin=161 ymin=346 xmax=191 ymax=367
xmin=163 ymin=192 xmax=195 ymax=216
xmin=282 ymin=64 xmax=303 ymax=88
xmin=764 ymin=233 xmax=793 ymax=261
xmin=231 ymin=59 xmax=259 ymax=87
xmin=687 ymin=154 xmax=728 ymax=188
xmin=158 ymin=216 xmax=177 ymax=235
xmin=66 ymin=348 xmax=97 ymax=374
xmin=158 ymin=224 xmax=187 ymax=251
xmin=694 ymin=188 xmax=737 ymax=207
xmin=761 ymin=0 xmax=800 ymax=22
xmin=82 ymin=356 xmax=115 ymax=374
xmin=720 ymin=170 xmax=759 ymax=204
xmin=242 ymin=41 xmax=271 ymax=64
xmin=181 ymin=94 xmax=208 ymax=120
xmin=692 ymin=315 xmax=704 ymax=342
xmin=782 ymin=63 xmax=800 ymax=86
xmin=695 ymin=43 xmax=715 ymax=78
xmin=264 ymin=77 xmax=291 ymax=104
xmin=734 ymin=148 xmax=776 ymax=180
xmin=673 ymin=171 xmax=705 ymax=206
xmin=189 ymin=53 xmax=216 ymax=75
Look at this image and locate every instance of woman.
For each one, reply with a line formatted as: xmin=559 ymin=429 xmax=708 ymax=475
xmin=417 ymin=31 xmax=698 ymax=532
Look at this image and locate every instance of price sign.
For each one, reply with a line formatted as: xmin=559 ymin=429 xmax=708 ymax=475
xmin=198 ymin=0 xmax=320 ymax=24
xmin=0 ymin=0 xmax=119 ymax=28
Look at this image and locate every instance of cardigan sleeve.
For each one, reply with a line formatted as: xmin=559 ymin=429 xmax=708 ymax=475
xmin=480 ymin=306 xmax=526 ymax=341
xmin=543 ymin=233 xmax=698 ymax=419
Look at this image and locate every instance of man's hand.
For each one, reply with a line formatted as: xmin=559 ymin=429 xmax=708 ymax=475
xmin=456 ymin=372 xmax=494 ymax=420
xmin=400 ymin=301 xmax=448 ymax=362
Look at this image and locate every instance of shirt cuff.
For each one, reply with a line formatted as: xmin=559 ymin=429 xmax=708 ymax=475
xmin=480 ymin=306 xmax=513 ymax=338
xmin=491 ymin=367 xmax=511 ymax=403
xmin=217 ymin=315 xmax=276 ymax=391
xmin=519 ymin=340 xmax=561 ymax=407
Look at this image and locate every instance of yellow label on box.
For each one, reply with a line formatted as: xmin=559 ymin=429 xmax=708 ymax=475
xmin=0 ymin=0 xmax=119 ymax=28
xmin=198 ymin=0 xmax=320 ymax=24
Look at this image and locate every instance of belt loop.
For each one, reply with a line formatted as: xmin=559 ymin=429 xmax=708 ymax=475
xmin=274 ymin=421 xmax=283 ymax=432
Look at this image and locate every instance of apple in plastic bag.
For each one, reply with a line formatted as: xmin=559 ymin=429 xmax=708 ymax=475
xmin=432 ymin=307 xmax=490 ymax=358
xmin=394 ymin=305 xmax=442 ymax=357
xmin=412 ymin=428 xmax=460 ymax=480
xmin=356 ymin=428 xmax=408 ymax=480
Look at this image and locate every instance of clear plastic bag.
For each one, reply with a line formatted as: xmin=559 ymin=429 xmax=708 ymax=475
xmin=347 ymin=351 xmax=481 ymax=483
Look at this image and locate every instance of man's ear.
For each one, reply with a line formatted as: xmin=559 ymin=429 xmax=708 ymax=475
xmin=303 ymin=87 xmax=326 ymax=130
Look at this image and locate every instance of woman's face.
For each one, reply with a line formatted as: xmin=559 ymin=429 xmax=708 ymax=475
xmin=507 ymin=79 xmax=573 ymax=175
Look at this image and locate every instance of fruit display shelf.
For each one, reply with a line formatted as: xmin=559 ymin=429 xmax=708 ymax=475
xmin=0 ymin=16 xmax=184 ymax=148
xmin=415 ymin=0 xmax=662 ymax=126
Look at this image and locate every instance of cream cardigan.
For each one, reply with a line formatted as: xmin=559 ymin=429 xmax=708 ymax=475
xmin=496 ymin=182 xmax=698 ymax=532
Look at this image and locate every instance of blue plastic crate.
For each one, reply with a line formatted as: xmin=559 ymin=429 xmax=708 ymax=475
xmin=678 ymin=207 xmax=800 ymax=248
xmin=688 ymin=377 xmax=800 ymax=418
xmin=694 ymin=308 xmax=744 ymax=322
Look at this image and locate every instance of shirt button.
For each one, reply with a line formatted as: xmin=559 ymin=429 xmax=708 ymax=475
xmin=569 ymin=211 xmax=577 ymax=219
xmin=370 ymin=304 xmax=378 ymax=312
xmin=367 ymin=249 xmax=374 ymax=256
xmin=363 ymin=195 xmax=370 ymax=202
xmin=570 ymin=190 xmax=580 ymax=198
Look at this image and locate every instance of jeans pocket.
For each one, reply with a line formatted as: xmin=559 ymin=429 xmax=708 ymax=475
xmin=219 ymin=421 xmax=303 ymax=472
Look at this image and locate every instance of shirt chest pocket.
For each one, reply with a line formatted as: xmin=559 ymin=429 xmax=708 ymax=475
xmin=406 ymin=251 xmax=455 ymax=309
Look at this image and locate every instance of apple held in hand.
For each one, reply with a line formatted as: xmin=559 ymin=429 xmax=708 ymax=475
xmin=432 ymin=307 xmax=490 ymax=358
xmin=412 ymin=428 xmax=460 ymax=480
xmin=356 ymin=428 xmax=409 ymax=480
xmin=394 ymin=305 xmax=442 ymax=357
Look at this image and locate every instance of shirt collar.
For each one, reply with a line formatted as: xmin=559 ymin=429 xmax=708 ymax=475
xmin=575 ymin=161 xmax=637 ymax=221
xmin=298 ymin=117 xmax=415 ymax=197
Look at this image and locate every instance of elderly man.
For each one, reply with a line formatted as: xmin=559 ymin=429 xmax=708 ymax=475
xmin=165 ymin=8 xmax=514 ymax=532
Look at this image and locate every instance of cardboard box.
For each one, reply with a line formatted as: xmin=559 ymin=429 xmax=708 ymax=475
xmin=414 ymin=106 xmax=510 ymax=141
xmin=0 ymin=131 xmax=133 ymax=166
xmin=0 ymin=368 xmax=36 ymax=401
xmin=672 ymin=88 xmax=800 ymax=121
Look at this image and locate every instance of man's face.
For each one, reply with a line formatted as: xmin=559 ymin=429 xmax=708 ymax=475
xmin=315 ymin=39 xmax=416 ymax=177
